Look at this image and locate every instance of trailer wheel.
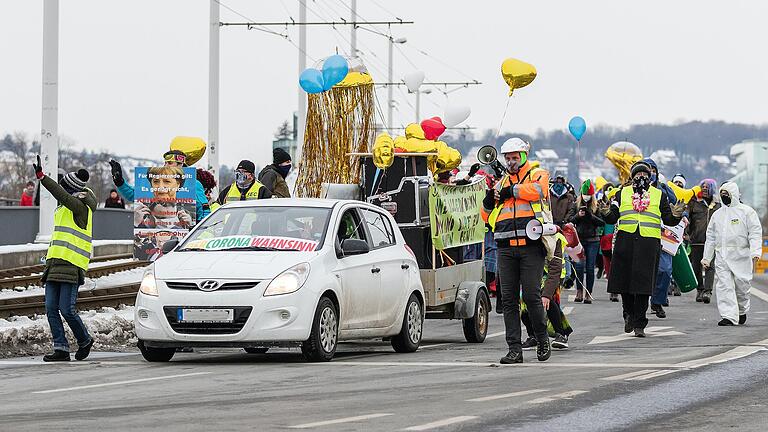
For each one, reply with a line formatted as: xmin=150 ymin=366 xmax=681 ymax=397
xmin=463 ymin=290 xmax=489 ymax=343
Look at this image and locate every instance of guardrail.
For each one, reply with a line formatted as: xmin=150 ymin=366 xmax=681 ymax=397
xmin=0 ymin=207 xmax=133 ymax=245
xmin=0 ymin=283 xmax=140 ymax=318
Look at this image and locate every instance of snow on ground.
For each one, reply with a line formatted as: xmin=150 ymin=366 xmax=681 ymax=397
xmin=0 ymin=306 xmax=136 ymax=358
xmin=0 ymin=267 xmax=145 ymax=300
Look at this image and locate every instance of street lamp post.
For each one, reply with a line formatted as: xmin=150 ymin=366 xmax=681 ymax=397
xmin=414 ymin=88 xmax=432 ymax=123
xmin=387 ymin=37 xmax=407 ymax=132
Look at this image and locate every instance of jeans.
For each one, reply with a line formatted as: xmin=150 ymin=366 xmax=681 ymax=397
xmin=498 ymin=245 xmax=548 ymax=351
xmin=45 ymin=281 xmax=91 ymax=352
xmin=653 ymin=252 xmax=673 ymax=306
xmin=574 ymin=241 xmax=600 ymax=293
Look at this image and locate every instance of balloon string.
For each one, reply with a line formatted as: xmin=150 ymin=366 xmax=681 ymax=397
xmin=494 ymin=96 xmax=513 ymax=143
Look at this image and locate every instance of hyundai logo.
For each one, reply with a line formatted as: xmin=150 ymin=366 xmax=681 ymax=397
xmin=198 ymin=280 xmax=220 ymax=292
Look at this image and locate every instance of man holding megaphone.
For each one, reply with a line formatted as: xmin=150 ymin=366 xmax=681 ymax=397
xmin=481 ymin=137 xmax=552 ymax=364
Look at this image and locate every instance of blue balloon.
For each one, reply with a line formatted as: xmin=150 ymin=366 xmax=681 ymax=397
xmin=321 ymin=55 xmax=349 ymax=90
xmin=568 ymin=116 xmax=587 ymax=141
xmin=299 ymin=68 xmax=325 ymax=94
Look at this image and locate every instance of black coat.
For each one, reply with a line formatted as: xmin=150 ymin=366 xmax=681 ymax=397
xmin=570 ymin=208 xmax=605 ymax=243
xmin=604 ymin=186 xmax=681 ymax=295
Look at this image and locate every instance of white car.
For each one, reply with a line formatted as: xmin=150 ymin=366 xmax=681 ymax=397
xmin=134 ymin=199 xmax=424 ymax=362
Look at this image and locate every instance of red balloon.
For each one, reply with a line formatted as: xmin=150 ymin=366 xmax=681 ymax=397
xmin=420 ymin=117 xmax=446 ymax=141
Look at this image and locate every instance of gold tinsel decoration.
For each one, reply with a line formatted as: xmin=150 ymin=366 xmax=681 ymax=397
xmin=295 ymin=83 xmax=375 ymax=198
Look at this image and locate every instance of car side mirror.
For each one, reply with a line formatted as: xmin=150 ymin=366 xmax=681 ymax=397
xmin=161 ymin=239 xmax=180 ymax=255
xmin=340 ymin=239 xmax=369 ymax=257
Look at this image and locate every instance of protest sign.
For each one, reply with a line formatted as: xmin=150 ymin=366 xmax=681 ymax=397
xmin=428 ymin=179 xmax=485 ymax=250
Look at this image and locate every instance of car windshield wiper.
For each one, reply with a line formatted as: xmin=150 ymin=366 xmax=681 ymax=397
xmin=217 ymin=246 xmax=300 ymax=252
xmin=178 ymin=247 xmax=209 ymax=252
xmin=197 ymin=220 xmax=224 ymax=230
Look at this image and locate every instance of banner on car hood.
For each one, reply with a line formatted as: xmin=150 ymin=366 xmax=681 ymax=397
xmin=428 ymin=180 xmax=485 ymax=250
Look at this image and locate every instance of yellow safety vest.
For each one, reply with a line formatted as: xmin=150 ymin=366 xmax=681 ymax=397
xmin=617 ymin=186 xmax=662 ymax=239
xmin=488 ymin=168 xmax=549 ymax=232
xmin=224 ymin=181 xmax=264 ymax=203
xmin=47 ymin=205 xmax=93 ymax=270
xmin=209 ymin=202 xmax=221 ymax=212
xmin=555 ymin=232 xmax=567 ymax=279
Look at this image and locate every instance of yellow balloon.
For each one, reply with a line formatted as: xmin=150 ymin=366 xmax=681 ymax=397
xmin=595 ymin=176 xmax=608 ymax=192
xmin=372 ymin=133 xmax=395 ymax=169
xmin=170 ymin=136 xmax=206 ymax=166
xmin=501 ymin=58 xmax=537 ymax=96
xmin=666 ymin=181 xmax=702 ymax=204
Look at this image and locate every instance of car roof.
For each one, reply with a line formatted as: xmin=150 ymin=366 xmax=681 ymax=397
xmin=221 ymin=198 xmax=375 ymax=210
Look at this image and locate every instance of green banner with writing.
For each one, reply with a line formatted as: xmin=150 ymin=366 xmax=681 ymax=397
xmin=428 ymin=179 xmax=485 ymax=250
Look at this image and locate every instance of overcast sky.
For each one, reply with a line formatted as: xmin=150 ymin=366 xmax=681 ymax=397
xmin=2 ymin=1 xmax=768 ymax=169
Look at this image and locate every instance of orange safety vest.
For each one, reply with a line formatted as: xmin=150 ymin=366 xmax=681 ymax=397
xmin=481 ymin=163 xmax=549 ymax=246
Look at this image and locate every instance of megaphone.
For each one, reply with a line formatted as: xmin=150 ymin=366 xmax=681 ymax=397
xmin=525 ymin=219 xmax=558 ymax=240
xmin=477 ymin=145 xmax=497 ymax=164
xmin=477 ymin=145 xmax=505 ymax=179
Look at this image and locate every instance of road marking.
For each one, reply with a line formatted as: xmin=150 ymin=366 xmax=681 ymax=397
xmin=751 ymin=287 xmax=768 ymax=303
xmin=528 ymin=390 xmax=588 ymax=404
xmin=404 ymin=416 xmax=477 ymax=431
xmin=601 ymin=369 xmax=659 ymax=381
xmin=588 ymin=326 xmax=685 ymax=345
xmin=32 ymin=372 xmax=210 ymax=394
xmin=568 ymin=295 xmax=576 ymax=302
xmin=674 ymin=342 xmax=768 ymax=369
xmin=289 ymin=413 xmax=392 ymax=429
xmin=487 ymin=331 xmax=506 ymax=338
xmin=626 ymin=369 xmax=677 ymax=381
xmin=420 ymin=343 xmax=453 ymax=349
xmin=466 ymin=388 xmax=549 ymax=402
xmin=562 ymin=306 xmax=574 ymax=315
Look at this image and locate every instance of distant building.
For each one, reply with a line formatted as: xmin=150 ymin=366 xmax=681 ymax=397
xmin=728 ymin=140 xmax=768 ymax=218
xmin=273 ymin=113 xmax=299 ymax=163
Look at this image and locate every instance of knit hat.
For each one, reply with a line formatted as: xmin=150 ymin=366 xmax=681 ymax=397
xmin=672 ymin=173 xmax=686 ymax=187
xmin=273 ymin=147 xmax=292 ymax=165
xmin=580 ymin=179 xmax=595 ymax=196
xmin=61 ymin=169 xmax=89 ymax=192
xmin=236 ymin=160 xmax=256 ymax=174
xmin=630 ymin=161 xmax=652 ymax=178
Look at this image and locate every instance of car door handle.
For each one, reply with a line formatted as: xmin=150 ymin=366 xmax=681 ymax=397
xmin=401 ymin=264 xmax=410 ymax=270
xmin=371 ymin=267 xmax=381 ymax=274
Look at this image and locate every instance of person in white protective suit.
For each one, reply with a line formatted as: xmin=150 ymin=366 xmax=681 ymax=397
xmin=702 ymin=182 xmax=763 ymax=326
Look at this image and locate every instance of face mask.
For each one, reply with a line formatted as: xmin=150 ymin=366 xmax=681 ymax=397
xmin=277 ymin=164 xmax=291 ymax=177
xmin=720 ymin=194 xmax=731 ymax=206
xmin=633 ymin=176 xmax=650 ymax=191
xmin=650 ymin=173 xmax=657 ymax=184
xmin=552 ymin=183 xmax=566 ymax=197
xmin=235 ymin=171 xmax=252 ymax=189
xmin=583 ymin=195 xmax=592 ymax=202
xmin=506 ymin=159 xmax=520 ymax=173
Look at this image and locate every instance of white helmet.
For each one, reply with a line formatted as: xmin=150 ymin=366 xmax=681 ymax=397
xmin=500 ymin=137 xmax=530 ymax=154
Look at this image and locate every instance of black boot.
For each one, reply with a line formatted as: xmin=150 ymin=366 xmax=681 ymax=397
xmin=739 ymin=314 xmax=747 ymax=325
xmin=624 ymin=316 xmax=633 ymax=333
xmin=695 ymin=291 xmax=703 ymax=302
xmin=75 ymin=338 xmax=94 ymax=361
xmin=500 ymin=350 xmax=523 ymax=364
xmin=634 ymin=328 xmax=646 ymax=337
xmin=43 ymin=350 xmax=71 ymax=362
xmin=537 ymin=339 xmax=551 ymax=362
xmin=651 ymin=304 xmax=666 ymax=319
xmin=718 ymin=318 xmax=735 ymax=326
xmin=702 ymin=293 xmax=711 ymax=304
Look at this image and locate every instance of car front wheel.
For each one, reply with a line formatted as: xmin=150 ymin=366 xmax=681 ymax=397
xmin=138 ymin=340 xmax=175 ymax=362
xmin=301 ymin=297 xmax=338 ymax=362
xmin=391 ymin=293 xmax=423 ymax=353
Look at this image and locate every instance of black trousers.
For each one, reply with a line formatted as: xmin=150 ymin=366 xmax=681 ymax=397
xmin=621 ymin=293 xmax=649 ymax=330
xmin=689 ymin=245 xmax=714 ymax=294
xmin=498 ymin=244 xmax=548 ymax=351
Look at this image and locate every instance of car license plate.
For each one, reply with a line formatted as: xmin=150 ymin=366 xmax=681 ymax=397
xmin=178 ymin=308 xmax=234 ymax=323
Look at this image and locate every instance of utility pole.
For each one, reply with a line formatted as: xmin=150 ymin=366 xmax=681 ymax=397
xmin=350 ymin=0 xmax=357 ymax=57
xmin=376 ymin=81 xmax=482 ymax=124
xmin=387 ymin=37 xmax=407 ymax=132
xmin=207 ymin=0 xmax=220 ymax=183
xmin=296 ymin=0 xmax=307 ymax=164
xmin=36 ymin=0 xmax=59 ymax=243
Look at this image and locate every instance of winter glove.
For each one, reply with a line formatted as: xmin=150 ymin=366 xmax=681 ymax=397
xmin=498 ymin=186 xmax=513 ymax=202
xmin=32 ymin=155 xmax=44 ymax=179
xmin=468 ymin=163 xmax=481 ymax=177
xmin=483 ymin=188 xmax=495 ymax=210
xmin=671 ymin=200 xmax=685 ymax=218
xmin=597 ymin=202 xmax=611 ymax=217
xmin=109 ymin=159 xmax=125 ymax=187
xmin=701 ymin=259 xmax=710 ymax=270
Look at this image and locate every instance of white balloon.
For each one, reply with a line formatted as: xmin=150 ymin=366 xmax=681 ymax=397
xmin=403 ymin=71 xmax=425 ymax=93
xmin=443 ymin=105 xmax=471 ymax=127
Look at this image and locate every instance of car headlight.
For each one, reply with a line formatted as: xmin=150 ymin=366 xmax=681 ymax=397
xmin=263 ymin=263 xmax=310 ymax=296
xmin=139 ymin=267 xmax=158 ymax=296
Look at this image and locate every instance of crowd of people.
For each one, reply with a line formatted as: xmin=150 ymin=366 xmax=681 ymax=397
xmin=480 ymin=137 xmax=763 ymax=363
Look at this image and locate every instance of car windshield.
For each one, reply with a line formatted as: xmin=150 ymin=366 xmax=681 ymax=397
xmin=178 ymin=206 xmax=332 ymax=252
